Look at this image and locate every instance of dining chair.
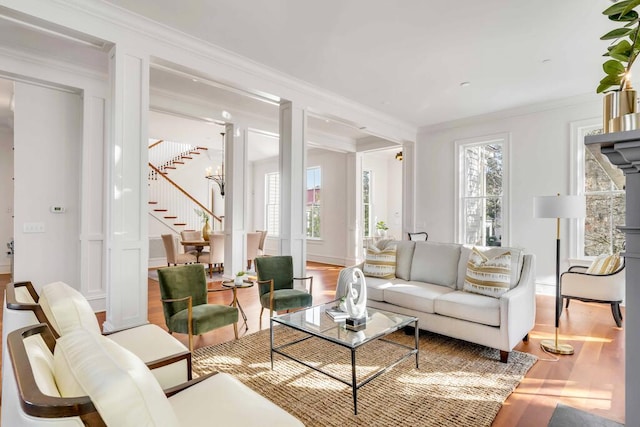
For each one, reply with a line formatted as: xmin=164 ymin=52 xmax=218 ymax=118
xmin=256 ymin=229 xmax=268 ymax=255
xmin=246 ymin=231 xmax=262 ymax=270
xmin=206 ymin=233 xmax=225 ymax=276
xmin=408 ymin=232 xmax=429 ymax=241
xmin=161 ymin=234 xmax=197 ymax=266
xmin=158 ymin=264 xmax=238 ymax=351
xmin=254 ymin=255 xmax=313 ymax=329
xmin=180 ymin=230 xmax=202 ymax=256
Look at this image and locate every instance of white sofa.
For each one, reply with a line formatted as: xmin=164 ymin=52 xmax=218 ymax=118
xmin=337 ymin=240 xmax=536 ymax=362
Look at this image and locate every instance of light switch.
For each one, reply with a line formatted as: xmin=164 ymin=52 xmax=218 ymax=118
xmin=23 ymin=222 xmax=45 ymax=233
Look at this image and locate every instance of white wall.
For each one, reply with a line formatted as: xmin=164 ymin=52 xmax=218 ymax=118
xmin=363 ymin=151 xmax=403 ymax=239
xmin=0 ymin=126 xmax=13 ymax=274
xmin=252 ymin=149 xmax=349 ymax=265
xmin=417 ymin=96 xmax=601 ymax=284
xmin=13 ymin=83 xmax=82 ymax=288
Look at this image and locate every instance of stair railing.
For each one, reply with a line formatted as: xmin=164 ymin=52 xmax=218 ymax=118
xmin=148 ymin=163 xmax=221 ymax=231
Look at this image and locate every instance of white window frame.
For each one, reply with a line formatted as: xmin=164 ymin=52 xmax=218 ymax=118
xmin=306 ymin=166 xmax=321 ymax=240
xmin=362 ymin=169 xmax=373 ymax=238
xmin=264 ymin=171 xmax=280 ymax=237
xmin=454 ymin=133 xmax=510 ymax=246
xmin=570 ymin=118 xmax=624 ymax=259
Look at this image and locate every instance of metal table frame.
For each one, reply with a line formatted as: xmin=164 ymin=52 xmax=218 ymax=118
xmin=270 ymin=308 xmax=419 ymax=415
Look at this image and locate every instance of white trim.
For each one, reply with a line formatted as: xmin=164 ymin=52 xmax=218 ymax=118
xmin=454 ymin=132 xmax=510 ymax=246
xmin=569 ymin=118 xmax=600 ymax=259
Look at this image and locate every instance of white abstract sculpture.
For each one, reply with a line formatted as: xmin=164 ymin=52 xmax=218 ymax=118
xmin=342 ymin=268 xmax=367 ymax=320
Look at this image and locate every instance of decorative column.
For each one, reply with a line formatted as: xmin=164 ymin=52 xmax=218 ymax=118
xmin=279 ymin=100 xmax=307 ymax=277
xmin=223 ymin=123 xmax=247 ymax=277
xmin=345 ymin=152 xmax=363 ymax=265
xmin=103 ymin=46 xmax=149 ymax=332
xmin=585 ymin=131 xmax=640 ymax=425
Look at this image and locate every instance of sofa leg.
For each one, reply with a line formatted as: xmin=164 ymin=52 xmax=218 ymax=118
xmin=403 ymin=325 xmax=416 ymax=336
xmin=611 ymin=303 xmax=623 ymax=327
xmin=522 ymin=334 xmax=529 ymax=343
xmin=500 ymin=350 xmax=509 ymax=363
xmin=565 ymin=297 xmax=571 ymax=309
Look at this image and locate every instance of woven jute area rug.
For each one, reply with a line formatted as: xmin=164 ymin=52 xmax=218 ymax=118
xmin=193 ymin=327 xmax=537 ymax=427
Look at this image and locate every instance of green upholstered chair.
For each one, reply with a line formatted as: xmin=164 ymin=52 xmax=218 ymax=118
xmin=158 ymin=264 xmax=238 ymax=351
xmin=254 ymin=255 xmax=313 ymax=329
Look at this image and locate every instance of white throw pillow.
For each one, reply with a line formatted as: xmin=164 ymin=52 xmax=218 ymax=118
xmin=54 ymin=329 xmax=181 ymax=426
xmin=463 ymin=247 xmax=512 ymax=298
xmin=363 ymin=245 xmax=397 ymax=279
xmin=38 ymin=281 xmax=101 ymax=336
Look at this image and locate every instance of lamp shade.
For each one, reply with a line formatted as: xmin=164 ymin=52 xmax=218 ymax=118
xmin=533 ymin=195 xmax=586 ymax=219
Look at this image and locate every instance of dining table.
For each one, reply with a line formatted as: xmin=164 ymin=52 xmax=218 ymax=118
xmin=180 ymin=240 xmax=209 ymax=262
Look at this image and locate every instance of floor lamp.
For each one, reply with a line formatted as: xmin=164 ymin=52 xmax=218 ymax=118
xmin=533 ymin=194 xmax=585 ymax=355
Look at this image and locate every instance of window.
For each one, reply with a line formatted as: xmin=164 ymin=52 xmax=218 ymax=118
xmin=574 ymin=124 xmax=625 ymax=257
xmin=362 ymin=170 xmax=372 ymax=238
xmin=265 ymin=172 xmax=280 ymax=236
xmin=306 ymin=167 xmax=321 ymax=238
xmin=456 ymin=135 xmax=508 ymax=246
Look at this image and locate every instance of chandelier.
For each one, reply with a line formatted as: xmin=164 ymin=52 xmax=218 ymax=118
xmin=205 ymin=132 xmax=225 ymax=196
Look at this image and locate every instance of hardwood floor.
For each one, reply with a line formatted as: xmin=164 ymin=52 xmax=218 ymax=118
xmin=0 ymin=265 xmax=625 ymax=425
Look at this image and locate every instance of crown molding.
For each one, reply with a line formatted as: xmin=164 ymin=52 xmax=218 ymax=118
xmin=419 ymin=92 xmax=601 ymax=135
xmin=0 ymin=45 xmax=107 ymax=86
xmin=38 ymin=0 xmax=416 ymax=140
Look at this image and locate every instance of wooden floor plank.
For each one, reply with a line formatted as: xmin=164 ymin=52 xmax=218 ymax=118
xmin=0 ymin=265 xmax=625 ymax=425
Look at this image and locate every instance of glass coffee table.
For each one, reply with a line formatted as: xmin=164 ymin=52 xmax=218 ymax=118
xmin=270 ymin=301 xmax=419 ymax=415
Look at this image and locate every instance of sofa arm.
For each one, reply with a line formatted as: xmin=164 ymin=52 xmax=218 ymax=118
xmin=500 ymin=254 xmax=536 ymax=348
xmin=335 ymin=263 xmax=364 ymax=300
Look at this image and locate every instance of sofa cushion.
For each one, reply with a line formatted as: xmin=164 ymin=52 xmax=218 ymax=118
xmin=394 ymin=241 xmax=416 ymax=280
xmin=169 ymin=372 xmax=303 ymax=426
xmin=456 ymin=245 xmax=525 ymax=290
xmin=463 ymin=248 xmax=512 ymax=298
xmin=434 ymin=291 xmax=501 ymax=327
xmin=383 ymin=281 xmax=454 ymax=314
xmin=409 ymin=242 xmax=461 ymax=288
xmin=54 ymin=329 xmax=181 ymax=426
xmin=24 ymin=334 xmax=61 ymax=397
xmin=363 ymin=245 xmax=397 ymax=279
xmin=39 ymin=281 xmax=101 ymax=336
xmin=363 ymin=277 xmax=395 ymax=302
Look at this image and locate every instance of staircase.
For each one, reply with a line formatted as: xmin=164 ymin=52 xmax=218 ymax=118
xmin=148 ymin=140 xmax=221 ymax=233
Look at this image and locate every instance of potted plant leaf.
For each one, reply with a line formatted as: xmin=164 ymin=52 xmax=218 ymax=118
xmin=598 ymin=0 xmax=640 ymax=131
xmin=375 ymin=220 xmax=389 ymax=237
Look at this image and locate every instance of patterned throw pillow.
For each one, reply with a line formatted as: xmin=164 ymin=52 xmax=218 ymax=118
xmin=363 ymin=245 xmax=397 ymax=279
xmin=463 ymin=247 xmax=512 ymax=298
xmin=586 ymin=253 xmax=621 ymax=275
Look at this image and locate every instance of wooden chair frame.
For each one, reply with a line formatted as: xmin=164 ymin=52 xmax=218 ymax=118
xmin=257 ymin=276 xmax=313 ymax=329
xmin=161 ymin=286 xmax=238 ymax=352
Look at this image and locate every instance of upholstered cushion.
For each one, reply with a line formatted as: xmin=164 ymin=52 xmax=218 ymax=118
xmin=586 ymin=253 xmax=621 ymax=275
xmin=456 ymin=245 xmax=524 ymax=290
xmin=38 ymin=281 xmax=100 ymax=336
xmin=259 ymin=289 xmax=312 ymax=312
xmin=383 ymin=281 xmax=454 ymax=314
xmin=54 ymin=329 xmax=181 ymax=426
xmin=409 ymin=242 xmax=461 ymax=288
xmin=434 ymin=291 xmax=501 ymax=326
xmin=362 ymin=277 xmax=395 ymax=302
xmin=169 ymin=303 xmax=239 ymax=335
xmin=394 ymin=241 xmax=416 ymax=280
xmin=24 ymin=334 xmax=61 ymax=397
xmin=463 ymin=248 xmax=512 ymax=298
xmin=168 ymin=372 xmax=303 ymax=426
xmin=363 ymin=245 xmax=397 ymax=279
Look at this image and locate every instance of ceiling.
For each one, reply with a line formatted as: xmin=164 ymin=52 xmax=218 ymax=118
xmin=104 ymin=0 xmax=612 ymax=128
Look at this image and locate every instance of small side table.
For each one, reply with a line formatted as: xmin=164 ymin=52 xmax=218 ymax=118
xmin=222 ymin=279 xmax=255 ymax=331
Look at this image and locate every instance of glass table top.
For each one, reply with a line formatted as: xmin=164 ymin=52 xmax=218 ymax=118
xmin=271 ymin=301 xmax=417 ymax=348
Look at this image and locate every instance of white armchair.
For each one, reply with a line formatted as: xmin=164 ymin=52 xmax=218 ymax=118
xmin=561 ymin=262 xmax=625 ymax=327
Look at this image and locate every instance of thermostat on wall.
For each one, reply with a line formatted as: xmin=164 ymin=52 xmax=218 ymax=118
xmin=50 ymin=206 xmax=66 ymax=213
